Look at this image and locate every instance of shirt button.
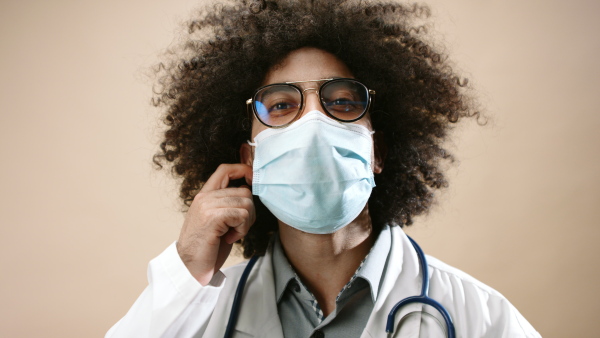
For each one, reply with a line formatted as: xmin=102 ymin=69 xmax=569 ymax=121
xmin=291 ymin=280 xmax=301 ymax=293
xmin=311 ymin=330 xmax=324 ymax=338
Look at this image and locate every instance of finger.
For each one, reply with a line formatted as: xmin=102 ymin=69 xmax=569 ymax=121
xmin=208 ymin=205 xmax=253 ymax=244
xmin=190 ymin=190 xmax=253 ymax=216
xmin=224 ymin=220 xmax=251 ymax=244
xmin=203 ymin=197 xmax=254 ymax=213
xmin=196 ymin=186 xmax=252 ymax=201
xmin=201 ymin=164 xmax=253 ymax=192
xmin=224 ymin=203 xmax=256 ymax=244
xmin=223 ymin=228 xmax=241 ymax=244
xmin=203 ymin=207 xmax=251 ymax=235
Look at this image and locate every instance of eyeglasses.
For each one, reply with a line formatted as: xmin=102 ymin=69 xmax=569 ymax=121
xmin=246 ymin=78 xmax=376 ymax=128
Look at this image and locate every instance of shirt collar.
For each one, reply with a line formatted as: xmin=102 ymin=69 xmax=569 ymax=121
xmin=271 ymin=225 xmax=392 ymax=304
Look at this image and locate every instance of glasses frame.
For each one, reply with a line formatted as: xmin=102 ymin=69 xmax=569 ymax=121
xmin=246 ymin=78 xmax=376 ymax=128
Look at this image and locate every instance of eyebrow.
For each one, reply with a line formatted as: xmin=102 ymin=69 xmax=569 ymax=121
xmin=282 ymin=76 xmax=346 ymax=84
xmin=284 ymin=78 xmax=335 ymax=84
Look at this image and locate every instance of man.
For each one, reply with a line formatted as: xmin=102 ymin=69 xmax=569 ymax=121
xmin=107 ymin=1 xmax=540 ymax=337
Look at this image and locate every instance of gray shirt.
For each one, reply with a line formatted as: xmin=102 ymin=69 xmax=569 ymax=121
xmin=272 ymin=227 xmax=392 ymax=338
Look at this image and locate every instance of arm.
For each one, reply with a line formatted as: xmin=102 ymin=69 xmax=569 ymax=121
xmin=106 ymin=242 xmax=226 ymax=338
xmin=107 ymin=164 xmax=255 ymax=337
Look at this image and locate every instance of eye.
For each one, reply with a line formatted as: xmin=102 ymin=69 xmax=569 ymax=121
xmin=253 ymin=84 xmax=302 ymax=126
xmin=326 ymin=96 xmax=363 ymax=113
xmin=266 ymin=100 xmax=300 ymax=117
xmin=319 ymin=79 xmax=371 ymax=121
xmin=268 ymin=101 xmax=297 ymax=112
xmin=258 ymin=90 xmax=300 ymax=117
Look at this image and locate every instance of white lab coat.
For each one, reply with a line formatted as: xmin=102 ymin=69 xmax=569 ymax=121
xmin=107 ymin=227 xmax=541 ymax=337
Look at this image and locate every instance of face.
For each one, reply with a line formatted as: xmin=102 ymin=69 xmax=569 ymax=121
xmin=240 ymin=47 xmax=384 ymax=173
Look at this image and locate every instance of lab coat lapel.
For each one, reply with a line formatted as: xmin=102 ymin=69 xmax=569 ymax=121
xmin=234 ymin=248 xmax=284 ymax=338
xmin=361 ymin=227 xmax=424 ymax=338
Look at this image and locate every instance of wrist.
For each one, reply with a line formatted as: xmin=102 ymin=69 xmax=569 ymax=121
xmin=176 ymin=241 xmax=214 ymax=286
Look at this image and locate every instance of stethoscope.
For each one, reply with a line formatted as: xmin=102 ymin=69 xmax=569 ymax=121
xmin=223 ymin=236 xmax=455 ymax=338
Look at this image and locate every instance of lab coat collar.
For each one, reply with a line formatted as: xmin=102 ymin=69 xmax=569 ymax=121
xmin=232 ymin=226 xmax=422 ymax=338
xmin=357 ymin=225 xmax=392 ymax=302
xmin=361 ymin=226 xmax=424 ymax=338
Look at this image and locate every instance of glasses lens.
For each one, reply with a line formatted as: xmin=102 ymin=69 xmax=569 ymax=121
xmin=254 ymin=85 xmax=302 ymax=127
xmin=320 ymin=80 xmax=369 ymax=121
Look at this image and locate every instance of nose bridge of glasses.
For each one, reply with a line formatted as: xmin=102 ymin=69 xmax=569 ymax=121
xmin=300 ymin=86 xmax=324 ymax=114
xmin=302 ymin=86 xmax=320 ymax=98
xmin=302 ymin=86 xmax=317 ymax=92
xmin=289 ymin=78 xmax=330 ymax=99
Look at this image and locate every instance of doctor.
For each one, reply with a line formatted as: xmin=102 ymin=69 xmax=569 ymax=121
xmin=107 ymin=1 xmax=540 ymax=337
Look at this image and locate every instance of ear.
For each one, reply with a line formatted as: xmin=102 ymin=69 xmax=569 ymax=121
xmin=239 ymin=142 xmax=254 ymax=166
xmin=373 ymin=131 xmax=387 ymax=174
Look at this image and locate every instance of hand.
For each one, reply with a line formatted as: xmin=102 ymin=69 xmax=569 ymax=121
xmin=176 ymin=163 xmax=255 ymax=285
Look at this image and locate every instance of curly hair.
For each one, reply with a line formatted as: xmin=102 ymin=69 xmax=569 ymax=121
xmin=152 ymin=0 xmax=479 ymax=258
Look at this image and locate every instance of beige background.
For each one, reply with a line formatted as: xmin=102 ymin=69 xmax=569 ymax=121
xmin=1 ymin=0 xmax=598 ymax=336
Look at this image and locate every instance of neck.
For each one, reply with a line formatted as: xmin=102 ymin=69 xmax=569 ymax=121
xmin=278 ymin=205 xmax=374 ymax=317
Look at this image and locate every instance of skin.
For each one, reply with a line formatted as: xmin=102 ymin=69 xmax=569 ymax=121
xmin=177 ymin=47 xmax=385 ymax=317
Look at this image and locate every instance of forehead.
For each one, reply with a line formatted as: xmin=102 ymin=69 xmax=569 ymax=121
xmin=262 ymin=47 xmax=354 ymax=85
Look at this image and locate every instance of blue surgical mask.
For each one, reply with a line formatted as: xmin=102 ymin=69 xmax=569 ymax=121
xmin=248 ymin=111 xmax=376 ymax=234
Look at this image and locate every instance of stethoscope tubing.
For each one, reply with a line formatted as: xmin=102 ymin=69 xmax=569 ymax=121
xmin=386 ymin=236 xmax=456 ymax=338
xmin=223 ymin=255 xmax=259 ymax=338
xmin=223 ymin=236 xmax=455 ymax=338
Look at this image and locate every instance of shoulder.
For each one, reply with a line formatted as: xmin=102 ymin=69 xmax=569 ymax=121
xmin=425 ymin=255 xmax=541 ymax=337
xmin=426 ymin=255 xmax=501 ymax=297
